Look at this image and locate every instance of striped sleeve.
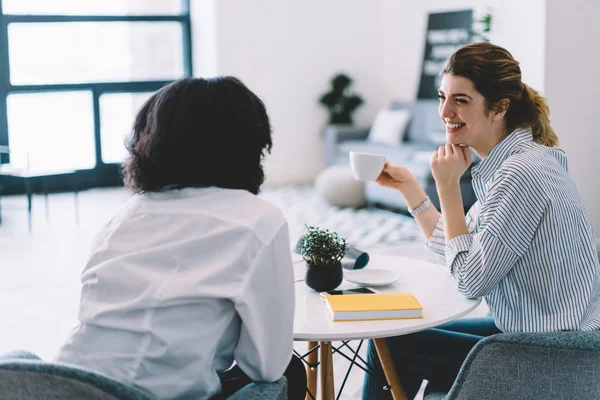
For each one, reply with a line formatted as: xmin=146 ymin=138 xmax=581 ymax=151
xmin=426 ymin=215 xmax=446 ymax=256
xmin=445 ymin=164 xmax=548 ymax=298
xmin=426 ymin=201 xmax=480 ymax=258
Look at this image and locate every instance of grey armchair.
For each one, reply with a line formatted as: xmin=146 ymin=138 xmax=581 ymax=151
xmin=0 ymin=355 xmax=287 ymax=400
xmin=424 ymin=331 xmax=600 ymax=400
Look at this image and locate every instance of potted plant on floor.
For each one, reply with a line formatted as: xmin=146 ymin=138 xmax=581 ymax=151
xmin=298 ymin=225 xmax=347 ymax=292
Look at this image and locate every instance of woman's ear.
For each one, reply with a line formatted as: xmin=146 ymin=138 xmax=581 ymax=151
xmin=491 ymin=99 xmax=510 ymax=121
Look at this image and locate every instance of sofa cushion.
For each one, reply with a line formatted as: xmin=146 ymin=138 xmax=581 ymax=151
xmin=390 ymin=100 xmax=442 ymax=145
xmin=367 ymin=109 xmax=411 ymax=146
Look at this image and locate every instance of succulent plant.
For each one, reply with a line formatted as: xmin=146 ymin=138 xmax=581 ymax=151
xmin=298 ymin=225 xmax=347 ymax=267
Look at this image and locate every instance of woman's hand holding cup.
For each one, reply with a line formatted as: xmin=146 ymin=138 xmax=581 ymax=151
xmin=374 ymin=161 xmax=430 ymax=214
xmin=375 ymin=162 xmax=416 ymax=192
xmin=348 ymin=151 xmax=418 ymax=195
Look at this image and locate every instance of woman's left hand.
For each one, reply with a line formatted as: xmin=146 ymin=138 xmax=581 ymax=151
xmin=430 ymin=144 xmax=472 ymax=188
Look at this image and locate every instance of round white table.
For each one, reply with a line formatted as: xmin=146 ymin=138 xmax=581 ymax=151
xmin=293 ymin=253 xmax=481 ymax=400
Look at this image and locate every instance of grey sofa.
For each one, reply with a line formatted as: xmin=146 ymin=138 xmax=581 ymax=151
xmin=424 ymin=331 xmax=600 ymax=400
xmin=325 ymin=100 xmax=477 ymax=212
xmin=0 ymin=351 xmax=287 ymax=400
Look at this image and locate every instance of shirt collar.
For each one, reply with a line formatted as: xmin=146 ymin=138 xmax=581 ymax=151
xmin=471 ymin=128 xmax=533 ymax=184
xmin=143 ymin=186 xmax=220 ymax=200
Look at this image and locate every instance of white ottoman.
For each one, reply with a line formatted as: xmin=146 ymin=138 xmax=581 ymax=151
xmin=315 ymin=165 xmax=366 ymax=208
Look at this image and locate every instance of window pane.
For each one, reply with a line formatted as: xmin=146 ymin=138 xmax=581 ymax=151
xmin=7 ymin=92 xmax=96 ymax=171
xmin=9 ymin=22 xmax=184 ymax=85
xmin=2 ymin=0 xmax=182 ymax=15
xmin=100 ymin=92 xmax=153 ymax=164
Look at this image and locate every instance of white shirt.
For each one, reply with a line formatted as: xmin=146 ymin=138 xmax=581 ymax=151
xmin=427 ymin=129 xmax=600 ymax=332
xmin=55 ymin=187 xmax=295 ymax=400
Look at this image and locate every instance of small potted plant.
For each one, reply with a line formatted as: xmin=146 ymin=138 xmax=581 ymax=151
xmin=319 ymin=73 xmax=364 ymax=125
xmin=298 ymin=225 xmax=347 ymax=292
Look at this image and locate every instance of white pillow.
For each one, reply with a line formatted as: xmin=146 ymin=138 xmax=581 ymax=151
xmin=367 ymin=109 xmax=411 ymax=146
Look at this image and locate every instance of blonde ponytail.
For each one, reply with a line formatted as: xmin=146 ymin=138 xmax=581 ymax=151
xmin=519 ymin=84 xmax=558 ymax=147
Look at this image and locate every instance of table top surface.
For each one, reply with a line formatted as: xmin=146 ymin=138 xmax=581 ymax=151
xmin=293 ymin=253 xmax=481 ymax=341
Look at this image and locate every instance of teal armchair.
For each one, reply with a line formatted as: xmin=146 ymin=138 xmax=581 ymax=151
xmin=0 ymin=352 xmax=287 ymax=400
xmin=425 ymin=331 xmax=600 ymax=400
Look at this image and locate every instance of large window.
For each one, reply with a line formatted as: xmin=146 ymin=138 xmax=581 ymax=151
xmin=0 ymin=0 xmax=192 ymax=188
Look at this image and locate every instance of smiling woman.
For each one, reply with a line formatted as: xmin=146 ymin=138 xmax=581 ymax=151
xmin=439 ymin=42 xmax=557 ymax=156
xmin=364 ymin=42 xmax=600 ymax=400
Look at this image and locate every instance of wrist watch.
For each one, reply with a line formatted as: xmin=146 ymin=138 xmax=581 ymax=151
xmin=408 ymin=196 xmax=432 ymax=217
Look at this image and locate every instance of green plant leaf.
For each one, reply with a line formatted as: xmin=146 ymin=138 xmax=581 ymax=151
xmin=299 ymin=225 xmax=347 ymax=266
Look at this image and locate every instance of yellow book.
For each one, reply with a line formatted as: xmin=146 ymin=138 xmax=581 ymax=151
xmin=324 ymin=293 xmax=423 ymax=322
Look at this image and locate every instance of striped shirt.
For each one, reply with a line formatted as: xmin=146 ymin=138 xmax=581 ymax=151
xmin=427 ymin=129 xmax=600 ymax=332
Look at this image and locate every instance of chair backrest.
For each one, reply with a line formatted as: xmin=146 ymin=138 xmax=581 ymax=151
xmin=446 ymin=331 xmax=600 ymax=400
xmin=0 ymin=360 xmax=154 ymax=400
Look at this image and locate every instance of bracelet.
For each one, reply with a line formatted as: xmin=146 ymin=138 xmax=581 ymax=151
xmin=408 ymin=196 xmax=432 ymax=217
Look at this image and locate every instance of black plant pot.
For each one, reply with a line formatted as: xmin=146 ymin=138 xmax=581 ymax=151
xmin=305 ymin=262 xmax=343 ymax=292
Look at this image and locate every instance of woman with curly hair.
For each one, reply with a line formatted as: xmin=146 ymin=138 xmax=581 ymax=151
xmin=52 ymin=77 xmax=306 ymax=399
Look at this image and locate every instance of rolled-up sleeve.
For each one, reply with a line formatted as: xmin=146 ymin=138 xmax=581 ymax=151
xmin=426 ymin=202 xmax=480 ymax=258
xmin=446 ymin=231 xmax=520 ymax=298
xmin=445 ymin=166 xmax=548 ymax=298
xmin=426 ymin=215 xmax=446 ymax=257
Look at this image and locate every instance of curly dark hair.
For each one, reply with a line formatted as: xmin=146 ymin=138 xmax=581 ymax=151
xmin=123 ymin=77 xmax=272 ymax=194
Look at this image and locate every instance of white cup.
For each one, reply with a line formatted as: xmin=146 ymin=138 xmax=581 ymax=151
xmin=349 ymin=151 xmax=386 ymax=181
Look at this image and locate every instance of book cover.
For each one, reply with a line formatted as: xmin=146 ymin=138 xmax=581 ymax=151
xmin=325 ymin=293 xmax=423 ymax=322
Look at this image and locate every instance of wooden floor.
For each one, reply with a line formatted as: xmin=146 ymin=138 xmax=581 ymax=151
xmin=0 ymin=188 xmax=487 ymax=399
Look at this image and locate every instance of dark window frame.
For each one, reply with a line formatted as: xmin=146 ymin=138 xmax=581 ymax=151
xmin=0 ymin=0 xmax=193 ymax=192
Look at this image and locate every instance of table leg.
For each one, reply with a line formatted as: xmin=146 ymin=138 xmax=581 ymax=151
xmin=373 ymin=338 xmax=408 ymax=400
xmin=43 ymin=179 xmax=49 ymax=222
xmin=306 ymin=341 xmax=318 ymax=400
xmin=0 ymin=183 xmax=3 ymax=225
xmin=319 ymin=341 xmax=334 ymax=400
xmin=71 ymin=172 xmax=79 ymax=225
xmin=24 ymin=178 xmax=32 ymax=214
xmin=24 ymin=178 xmax=33 ymax=232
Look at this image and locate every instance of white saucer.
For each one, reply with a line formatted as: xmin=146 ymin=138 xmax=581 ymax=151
xmin=343 ymin=268 xmax=401 ymax=287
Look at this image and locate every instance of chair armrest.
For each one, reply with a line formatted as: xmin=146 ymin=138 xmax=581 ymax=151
xmin=324 ymin=125 xmax=370 ymax=165
xmin=445 ymin=332 xmax=600 ymax=400
xmin=227 ymin=377 xmax=287 ymax=400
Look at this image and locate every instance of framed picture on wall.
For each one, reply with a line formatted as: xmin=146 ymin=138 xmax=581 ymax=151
xmin=417 ymin=9 xmax=474 ymax=99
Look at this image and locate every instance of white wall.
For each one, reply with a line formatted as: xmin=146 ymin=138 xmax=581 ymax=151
xmin=192 ymin=0 xmax=546 ymax=187
xmin=190 ymin=0 xmax=218 ymax=77
xmin=544 ymin=0 xmax=600 ymax=241
xmin=193 ymin=0 xmax=388 ymax=186
xmin=381 ymin=0 xmax=546 ymax=100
